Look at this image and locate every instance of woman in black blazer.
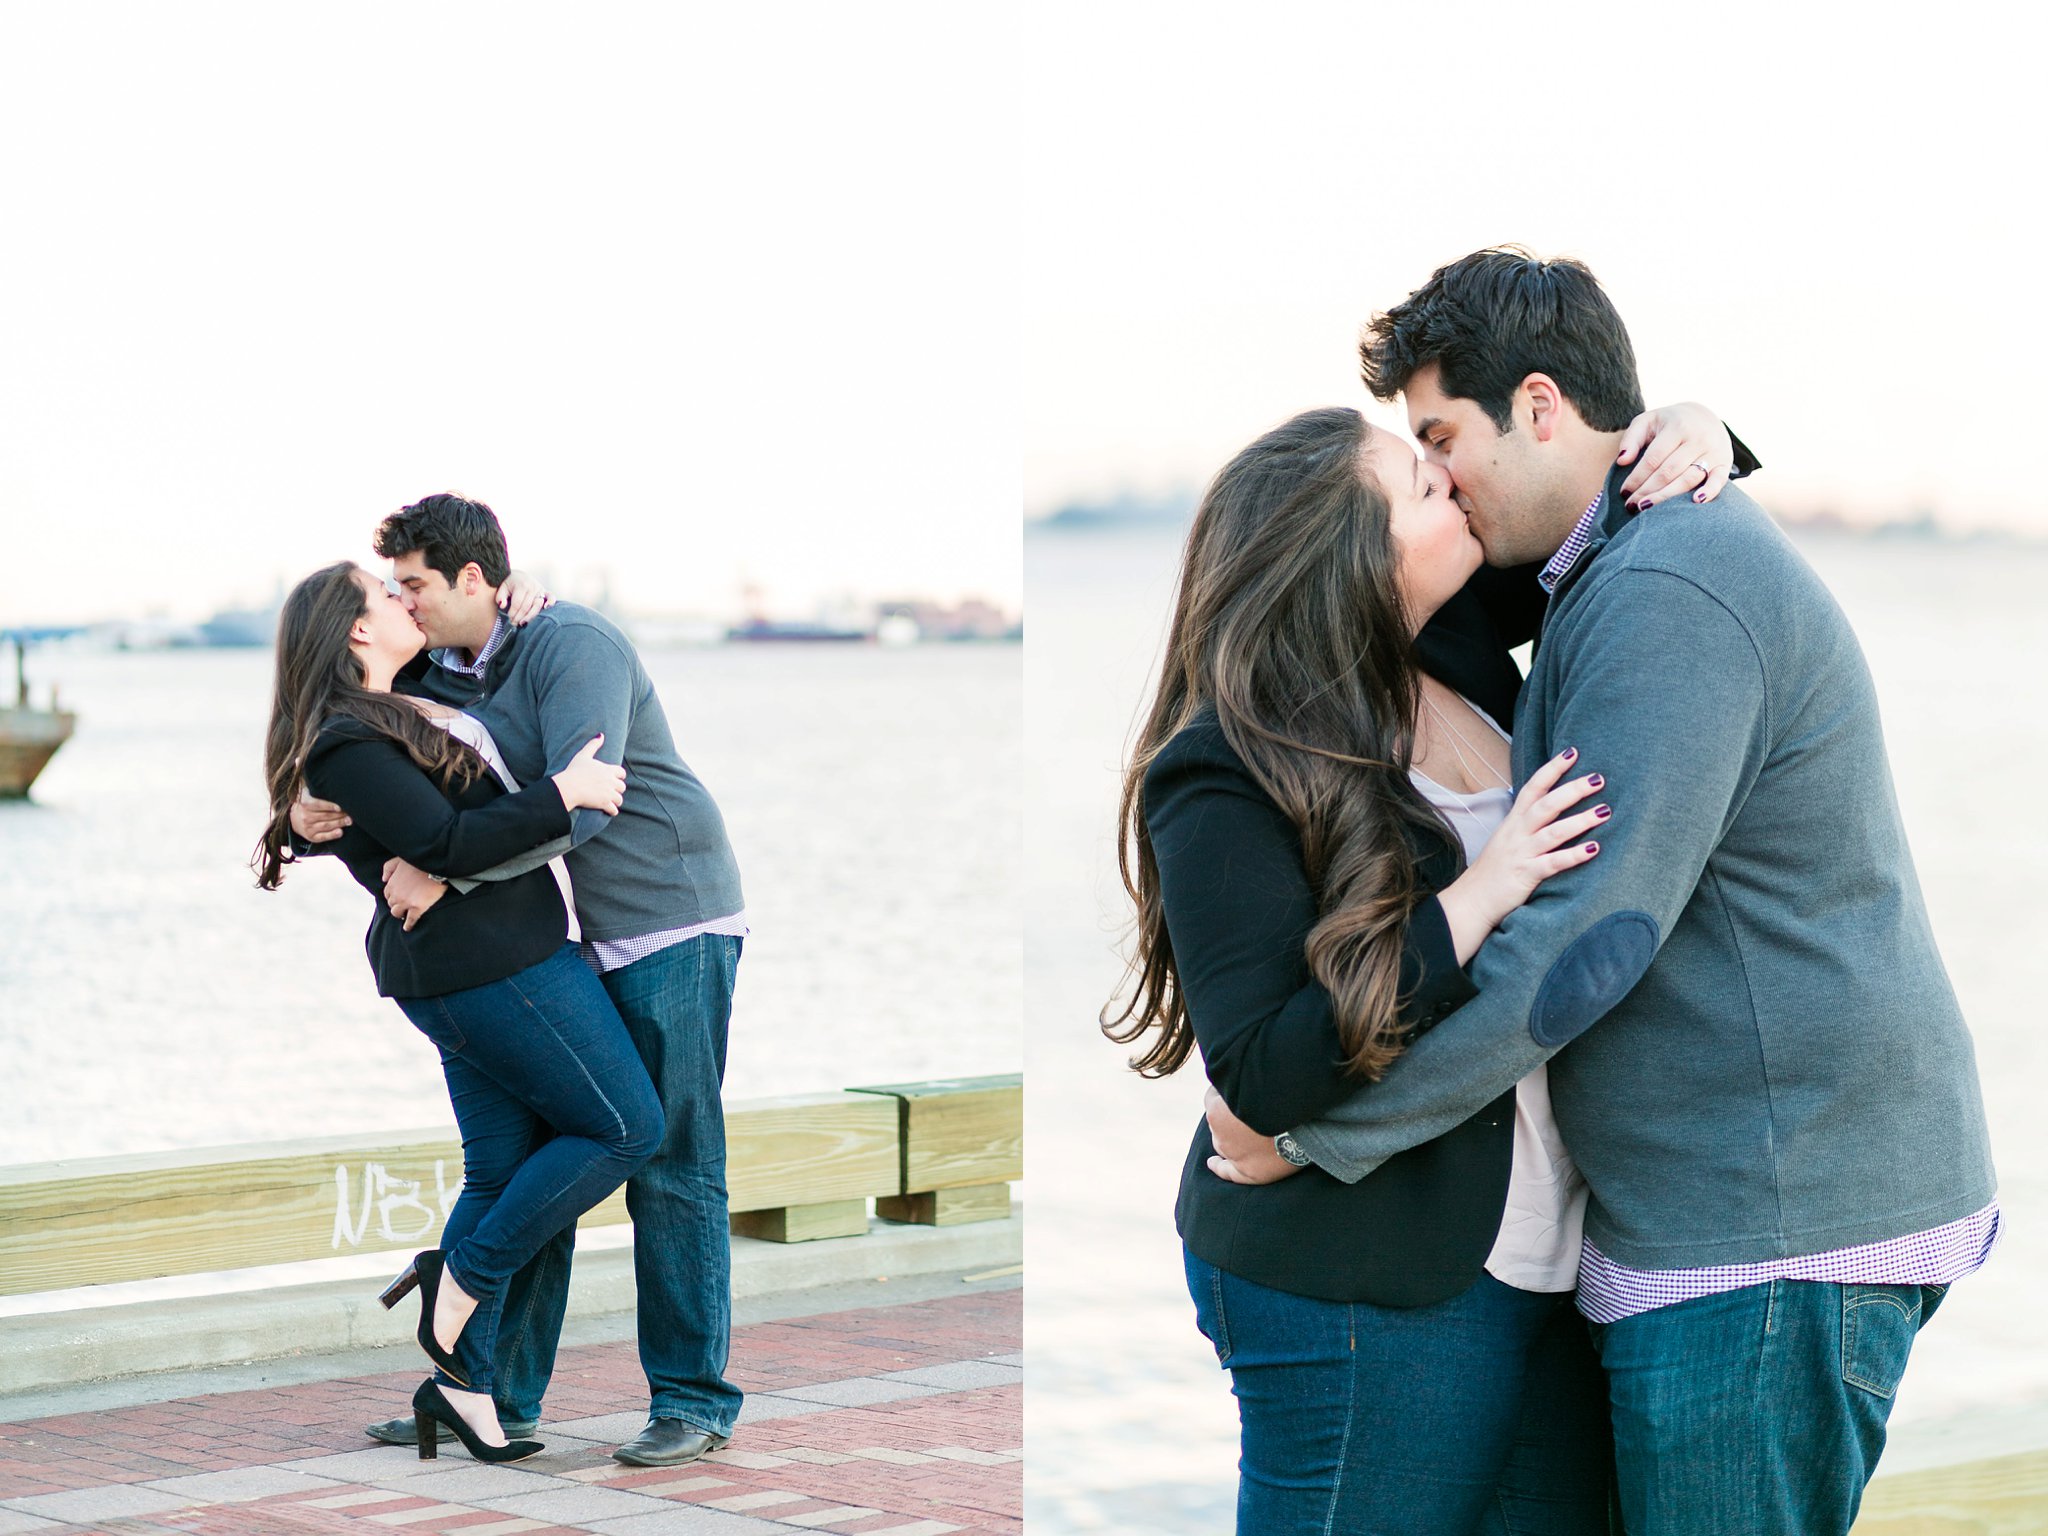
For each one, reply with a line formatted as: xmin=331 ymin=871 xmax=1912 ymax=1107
xmin=1106 ymin=404 xmax=1748 ymax=1534
xmin=255 ymin=562 xmax=662 ymax=1464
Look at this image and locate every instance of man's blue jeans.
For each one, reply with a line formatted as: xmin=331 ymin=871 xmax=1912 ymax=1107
xmin=490 ymin=933 xmax=745 ymax=1436
xmin=1186 ymin=1248 xmax=1612 ymax=1536
xmin=1587 ymin=1278 xmax=1945 ymax=1535
xmin=396 ymin=944 xmax=663 ymax=1396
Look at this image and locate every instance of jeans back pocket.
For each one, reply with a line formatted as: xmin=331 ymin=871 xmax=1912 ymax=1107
xmin=1840 ymin=1283 xmax=1923 ymax=1399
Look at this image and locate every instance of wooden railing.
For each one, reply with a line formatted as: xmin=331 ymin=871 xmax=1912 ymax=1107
xmin=1851 ymin=1446 xmax=2048 ymax=1534
xmin=0 ymin=1074 xmax=1021 ymax=1297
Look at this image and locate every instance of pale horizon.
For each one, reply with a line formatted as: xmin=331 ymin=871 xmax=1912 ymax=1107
xmin=1020 ymin=5 xmax=2048 ymax=542
xmin=0 ymin=4 xmax=1017 ymax=629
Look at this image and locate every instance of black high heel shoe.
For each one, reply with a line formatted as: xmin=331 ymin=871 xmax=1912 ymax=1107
xmin=412 ymin=1379 xmax=543 ymax=1463
xmin=409 ymin=1250 xmax=471 ymax=1387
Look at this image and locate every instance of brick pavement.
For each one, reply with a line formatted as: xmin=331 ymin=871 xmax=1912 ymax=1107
xmin=0 ymin=1290 xmax=1019 ymax=1535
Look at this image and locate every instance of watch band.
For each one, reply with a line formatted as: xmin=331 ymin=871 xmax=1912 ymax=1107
xmin=1274 ymin=1130 xmax=1312 ymax=1167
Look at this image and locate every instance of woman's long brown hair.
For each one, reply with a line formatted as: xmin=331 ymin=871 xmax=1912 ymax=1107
xmin=1103 ymin=407 xmax=1458 ymax=1080
xmin=253 ymin=562 xmax=486 ymax=890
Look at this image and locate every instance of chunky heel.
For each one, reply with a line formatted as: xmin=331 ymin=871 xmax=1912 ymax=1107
xmin=416 ymin=1412 xmax=437 ymax=1460
xmin=411 ymin=1379 xmax=542 ymax=1464
xmin=380 ymin=1258 xmax=420 ymax=1310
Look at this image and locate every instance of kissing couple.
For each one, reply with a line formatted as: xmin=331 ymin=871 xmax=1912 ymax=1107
xmin=258 ymin=494 xmax=748 ymax=1468
xmin=1108 ymin=248 xmax=1998 ymax=1535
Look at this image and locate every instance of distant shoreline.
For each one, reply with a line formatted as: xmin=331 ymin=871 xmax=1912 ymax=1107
xmin=1026 ymin=504 xmax=2048 ymax=550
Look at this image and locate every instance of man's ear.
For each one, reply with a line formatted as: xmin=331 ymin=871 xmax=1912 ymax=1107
xmin=1521 ymin=373 xmax=1566 ymax=444
xmin=459 ymin=561 xmax=483 ymax=595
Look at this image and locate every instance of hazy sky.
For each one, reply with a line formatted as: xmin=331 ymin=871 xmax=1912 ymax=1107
xmin=0 ymin=4 xmax=1016 ymax=626
xmin=1022 ymin=5 xmax=2048 ymax=536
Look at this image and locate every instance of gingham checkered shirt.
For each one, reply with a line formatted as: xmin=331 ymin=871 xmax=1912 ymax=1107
xmin=428 ymin=613 xmax=514 ymax=679
xmin=1576 ymin=1204 xmax=2001 ymax=1323
xmin=1537 ymin=492 xmax=1606 ymax=595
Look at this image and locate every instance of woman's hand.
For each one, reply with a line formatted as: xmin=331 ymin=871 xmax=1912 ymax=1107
xmin=552 ymin=734 xmax=627 ymax=815
xmin=498 ymin=569 xmax=556 ymax=627
xmin=1435 ymin=748 xmax=1607 ymax=962
xmin=1615 ymin=403 xmax=1735 ymax=510
xmin=1203 ymin=1086 xmax=1302 ymax=1186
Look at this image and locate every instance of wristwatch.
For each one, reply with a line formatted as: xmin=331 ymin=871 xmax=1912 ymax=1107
xmin=1274 ymin=1131 xmax=1312 ymax=1167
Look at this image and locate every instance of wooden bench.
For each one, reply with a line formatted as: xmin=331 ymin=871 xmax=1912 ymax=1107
xmin=851 ymin=1074 xmax=1023 ymax=1227
xmin=0 ymin=1077 xmax=1020 ymax=1296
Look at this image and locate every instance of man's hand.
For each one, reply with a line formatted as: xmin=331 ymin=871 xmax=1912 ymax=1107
xmin=498 ymin=569 xmax=556 ymax=627
xmin=1203 ymin=1085 xmax=1302 ymax=1186
xmin=382 ymin=858 xmax=448 ymax=932
xmin=291 ymin=789 xmax=351 ymax=843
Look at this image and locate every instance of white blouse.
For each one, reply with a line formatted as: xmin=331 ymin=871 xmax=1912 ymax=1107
xmin=428 ymin=710 xmax=581 ymax=939
xmin=1410 ymin=702 xmax=1587 ymax=1294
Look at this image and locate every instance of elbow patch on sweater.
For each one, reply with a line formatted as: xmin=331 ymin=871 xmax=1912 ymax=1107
xmin=1529 ymin=911 xmax=1660 ymax=1048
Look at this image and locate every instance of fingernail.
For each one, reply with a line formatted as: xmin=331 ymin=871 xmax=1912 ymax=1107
xmin=1563 ymin=747 xmax=1578 ymax=761
xmin=1595 ymin=805 xmax=1611 ymax=819
xmin=1586 ymin=842 xmax=1600 ymax=854
xmin=1587 ymin=774 xmax=1604 ymax=789
xmin=1694 ymin=490 xmax=1707 ymax=503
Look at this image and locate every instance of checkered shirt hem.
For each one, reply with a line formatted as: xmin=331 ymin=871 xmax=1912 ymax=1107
xmin=578 ymin=910 xmax=751 ymax=974
xmin=1576 ymin=1203 xmax=2001 ymax=1324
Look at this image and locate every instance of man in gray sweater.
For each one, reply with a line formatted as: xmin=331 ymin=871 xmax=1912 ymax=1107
xmin=295 ymin=495 xmax=747 ymax=1468
xmin=1208 ymin=251 xmax=1996 ymax=1533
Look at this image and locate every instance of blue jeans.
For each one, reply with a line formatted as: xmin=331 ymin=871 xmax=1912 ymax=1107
xmin=397 ymin=944 xmax=663 ymax=1395
xmin=492 ymin=933 xmax=744 ymax=1435
xmin=1186 ymin=1248 xmax=1612 ymax=1536
xmin=1588 ymin=1279 xmax=1945 ymax=1536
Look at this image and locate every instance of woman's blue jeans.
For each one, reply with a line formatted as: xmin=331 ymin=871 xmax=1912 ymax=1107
xmin=1186 ymin=1247 xmax=1612 ymax=1536
xmin=397 ymin=944 xmax=663 ymax=1394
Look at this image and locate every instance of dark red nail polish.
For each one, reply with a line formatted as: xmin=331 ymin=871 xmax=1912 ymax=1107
xmin=1595 ymin=805 xmax=1611 ymax=819
xmin=1694 ymin=491 xmax=1707 ymax=503
xmin=1588 ymin=774 xmax=1604 ymax=789
xmin=1586 ymin=842 xmax=1600 ymax=854
xmin=1563 ymin=747 xmax=1578 ymax=761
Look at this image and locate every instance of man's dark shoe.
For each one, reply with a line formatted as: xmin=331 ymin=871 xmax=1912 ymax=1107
xmin=611 ymin=1417 xmax=733 ymax=1466
xmin=366 ymin=1412 xmax=539 ymax=1447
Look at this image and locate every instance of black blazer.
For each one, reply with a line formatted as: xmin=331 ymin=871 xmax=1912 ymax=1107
xmin=1151 ymin=710 xmax=1515 ymax=1308
xmin=303 ymin=717 xmax=573 ymax=999
xmin=1155 ymin=434 xmax=1763 ymax=1305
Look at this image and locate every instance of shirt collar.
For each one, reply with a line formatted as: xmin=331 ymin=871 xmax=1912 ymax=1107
xmin=429 ymin=612 xmax=511 ymax=680
xmin=1536 ymin=490 xmax=1608 ymax=595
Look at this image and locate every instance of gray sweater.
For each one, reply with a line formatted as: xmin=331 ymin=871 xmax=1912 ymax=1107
xmin=408 ymin=603 xmax=745 ymax=943
xmin=1291 ymin=463 xmax=1995 ymax=1268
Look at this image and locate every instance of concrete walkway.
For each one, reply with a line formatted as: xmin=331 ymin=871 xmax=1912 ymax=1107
xmin=0 ymin=1277 xmax=1020 ymax=1536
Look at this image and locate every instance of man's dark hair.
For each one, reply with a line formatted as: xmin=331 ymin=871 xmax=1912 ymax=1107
xmin=1361 ymin=246 xmax=1645 ymax=433
xmin=373 ymin=493 xmax=511 ymax=587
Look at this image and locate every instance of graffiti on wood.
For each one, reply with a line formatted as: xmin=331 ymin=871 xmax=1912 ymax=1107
xmin=331 ymin=1160 xmax=462 ymax=1249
